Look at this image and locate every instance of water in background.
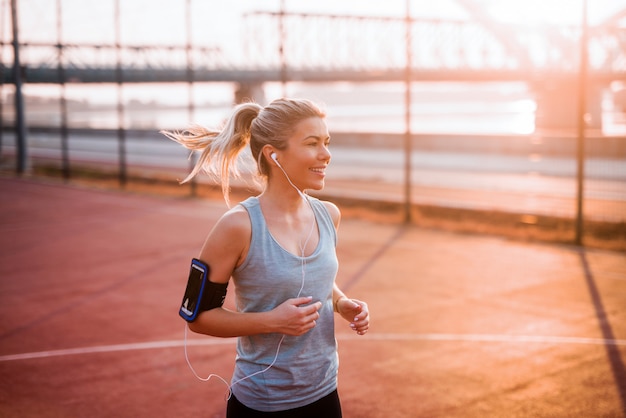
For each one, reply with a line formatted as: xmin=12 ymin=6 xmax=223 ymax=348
xmin=3 ymin=80 xmax=624 ymax=135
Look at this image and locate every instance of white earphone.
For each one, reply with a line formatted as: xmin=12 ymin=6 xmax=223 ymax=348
xmin=270 ymin=151 xmax=309 ymax=201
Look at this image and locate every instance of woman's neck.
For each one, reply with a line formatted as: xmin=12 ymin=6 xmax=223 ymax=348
xmin=260 ymin=184 xmax=308 ymax=214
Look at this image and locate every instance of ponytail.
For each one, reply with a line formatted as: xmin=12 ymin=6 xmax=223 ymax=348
xmin=162 ymin=98 xmax=325 ymax=206
xmin=161 ymin=102 xmax=262 ymax=206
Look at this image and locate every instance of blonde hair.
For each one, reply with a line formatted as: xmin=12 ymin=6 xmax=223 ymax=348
xmin=161 ymin=98 xmax=326 ymax=205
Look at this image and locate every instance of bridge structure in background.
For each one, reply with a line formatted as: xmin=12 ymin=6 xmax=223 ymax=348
xmin=2 ymin=1 xmax=626 ymax=243
xmin=2 ymin=5 xmax=626 ymax=130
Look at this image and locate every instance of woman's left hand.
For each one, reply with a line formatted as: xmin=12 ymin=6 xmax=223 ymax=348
xmin=337 ymin=298 xmax=369 ymax=335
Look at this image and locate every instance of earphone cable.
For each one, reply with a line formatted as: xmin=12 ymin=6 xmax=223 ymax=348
xmin=184 ymin=170 xmax=317 ymax=400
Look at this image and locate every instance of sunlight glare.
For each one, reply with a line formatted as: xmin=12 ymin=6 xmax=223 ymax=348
xmin=487 ymin=0 xmax=582 ymax=26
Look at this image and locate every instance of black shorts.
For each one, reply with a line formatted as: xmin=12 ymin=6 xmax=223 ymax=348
xmin=226 ymin=389 xmax=342 ymax=418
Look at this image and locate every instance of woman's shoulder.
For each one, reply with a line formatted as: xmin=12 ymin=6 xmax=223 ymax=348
xmin=205 ymin=203 xmax=252 ymax=248
xmin=318 ymin=199 xmax=341 ymax=228
xmin=217 ymin=203 xmax=251 ymax=233
xmin=198 ymin=202 xmax=252 ymax=274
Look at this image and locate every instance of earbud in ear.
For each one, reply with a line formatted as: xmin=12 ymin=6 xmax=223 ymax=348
xmin=271 ymin=152 xmax=278 ymax=162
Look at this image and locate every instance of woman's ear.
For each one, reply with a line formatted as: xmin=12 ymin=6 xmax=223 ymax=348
xmin=262 ymin=146 xmax=277 ymax=165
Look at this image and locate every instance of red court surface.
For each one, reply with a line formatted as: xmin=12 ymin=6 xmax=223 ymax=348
xmin=1 ymin=176 xmax=625 ymax=417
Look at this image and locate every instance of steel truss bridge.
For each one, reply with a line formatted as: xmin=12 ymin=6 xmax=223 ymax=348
xmin=1 ymin=9 xmax=626 ymax=85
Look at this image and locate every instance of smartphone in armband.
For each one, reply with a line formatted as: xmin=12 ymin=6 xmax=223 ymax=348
xmin=179 ymin=258 xmax=210 ymax=322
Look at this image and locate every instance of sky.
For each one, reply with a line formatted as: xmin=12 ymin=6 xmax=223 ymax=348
xmin=3 ymin=0 xmax=625 ymax=47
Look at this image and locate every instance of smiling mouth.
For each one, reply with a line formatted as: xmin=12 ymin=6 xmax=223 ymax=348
xmin=310 ymin=167 xmax=326 ymax=175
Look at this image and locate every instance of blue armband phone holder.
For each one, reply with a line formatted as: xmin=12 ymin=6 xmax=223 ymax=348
xmin=179 ymin=258 xmax=227 ymax=322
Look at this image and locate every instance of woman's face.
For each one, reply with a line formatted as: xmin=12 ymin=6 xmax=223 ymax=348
xmin=279 ymin=116 xmax=331 ymax=191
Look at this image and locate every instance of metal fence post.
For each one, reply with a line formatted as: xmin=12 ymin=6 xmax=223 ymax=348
xmin=57 ymin=0 xmax=70 ymax=181
xmin=0 ymin=0 xmax=5 ymax=159
xmin=403 ymin=0 xmax=413 ymax=224
xmin=115 ymin=0 xmax=127 ymax=187
xmin=279 ymin=0 xmax=287 ymax=98
xmin=575 ymin=0 xmax=588 ymax=245
xmin=186 ymin=0 xmax=197 ymax=197
xmin=11 ymin=0 xmax=27 ymax=174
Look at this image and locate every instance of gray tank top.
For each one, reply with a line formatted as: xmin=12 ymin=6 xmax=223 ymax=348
xmin=231 ymin=196 xmax=339 ymax=412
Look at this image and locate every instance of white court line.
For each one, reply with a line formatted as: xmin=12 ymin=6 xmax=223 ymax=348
xmin=1 ymin=333 xmax=625 ymax=362
xmin=0 ymin=339 xmax=234 ymax=362
xmin=341 ymin=333 xmax=626 ymax=346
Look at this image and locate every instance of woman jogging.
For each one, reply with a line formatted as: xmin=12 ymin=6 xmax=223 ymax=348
xmin=162 ymin=97 xmax=370 ymax=417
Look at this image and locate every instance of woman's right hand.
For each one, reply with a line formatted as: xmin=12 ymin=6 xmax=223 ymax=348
xmin=270 ymin=296 xmax=322 ymax=336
